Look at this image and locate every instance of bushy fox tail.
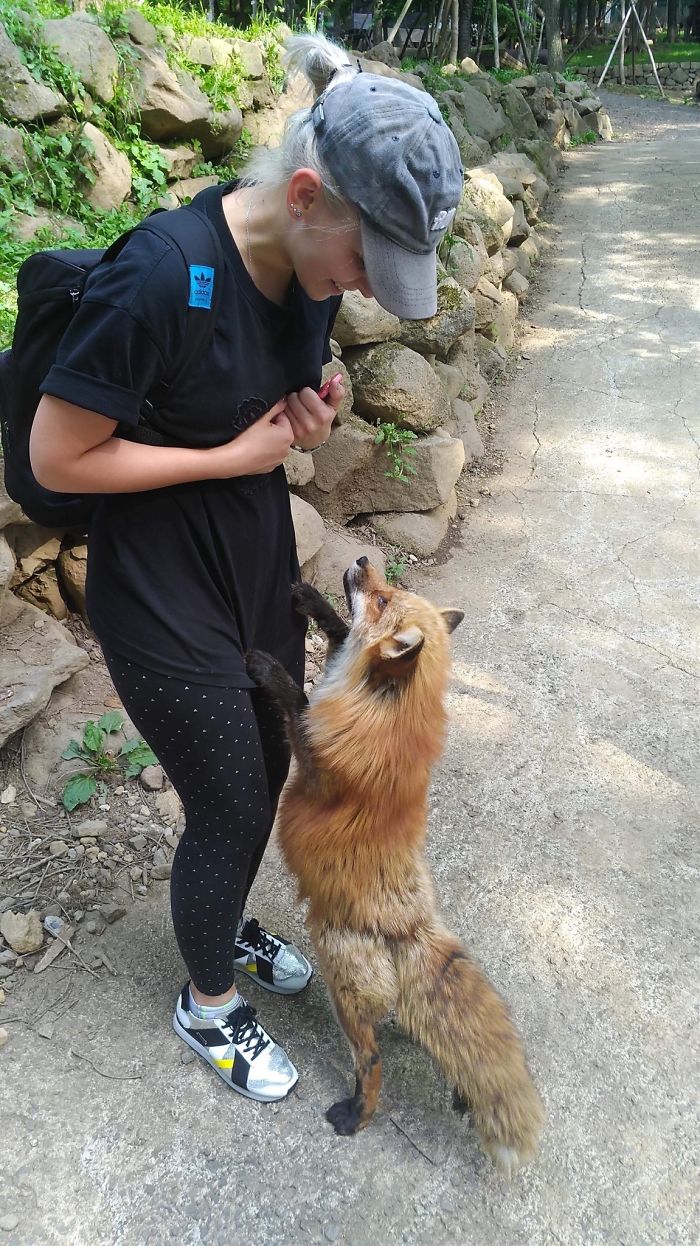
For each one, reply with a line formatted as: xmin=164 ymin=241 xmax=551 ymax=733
xmin=394 ymin=922 xmax=544 ymax=1176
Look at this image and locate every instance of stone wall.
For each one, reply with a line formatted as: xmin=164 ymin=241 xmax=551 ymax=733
xmin=576 ymin=61 xmax=700 ymax=90
xmin=0 ymin=16 xmax=614 ymax=747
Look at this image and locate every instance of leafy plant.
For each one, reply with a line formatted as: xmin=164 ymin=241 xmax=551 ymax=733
xmin=385 ymin=557 xmax=407 ymax=585
xmin=60 ymin=712 xmax=158 ymax=810
xmin=569 ymin=129 xmax=598 ymax=147
xmin=374 ymin=421 xmax=418 ymax=483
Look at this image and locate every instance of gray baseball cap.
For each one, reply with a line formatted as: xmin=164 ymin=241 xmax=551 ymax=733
xmin=311 ymin=71 xmax=463 ymax=319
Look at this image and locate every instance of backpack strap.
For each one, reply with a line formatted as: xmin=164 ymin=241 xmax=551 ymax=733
xmin=103 ymin=205 xmax=225 ymax=444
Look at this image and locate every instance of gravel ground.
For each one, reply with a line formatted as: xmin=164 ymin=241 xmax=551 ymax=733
xmin=597 ymin=85 xmax=699 ymax=140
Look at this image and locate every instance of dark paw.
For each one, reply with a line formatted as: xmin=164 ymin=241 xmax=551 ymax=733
xmin=291 ymin=582 xmax=326 ymax=619
xmin=245 ymin=649 xmax=278 ymax=688
xmin=452 ymin=1088 xmax=471 ymax=1118
xmin=326 ymin=1097 xmax=363 ymax=1136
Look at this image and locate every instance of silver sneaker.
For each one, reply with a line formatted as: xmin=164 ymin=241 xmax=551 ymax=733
xmin=172 ymin=986 xmax=298 ymax=1101
xmin=234 ymin=916 xmax=313 ymax=995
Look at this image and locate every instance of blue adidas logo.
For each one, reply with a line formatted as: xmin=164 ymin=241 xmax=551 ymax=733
xmin=188 ymin=265 xmax=215 ymax=309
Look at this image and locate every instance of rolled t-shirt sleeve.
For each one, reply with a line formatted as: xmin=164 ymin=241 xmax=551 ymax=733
xmin=40 ymin=232 xmax=189 ymax=427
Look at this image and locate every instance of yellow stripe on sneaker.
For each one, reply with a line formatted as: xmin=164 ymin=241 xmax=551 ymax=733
xmin=213 ymin=1057 xmax=235 ymax=1069
xmin=244 ymin=963 xmax=257 ymax=973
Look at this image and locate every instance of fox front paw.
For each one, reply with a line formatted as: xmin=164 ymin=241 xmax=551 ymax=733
xmin=326 ymin=1096 xmax=364 ymax=1136
xmin=291 ymin=582 xmax=328 ymax=620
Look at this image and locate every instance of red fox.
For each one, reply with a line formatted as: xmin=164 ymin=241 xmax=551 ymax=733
xmin=246 ymin=559 xmax=544 ymax=1175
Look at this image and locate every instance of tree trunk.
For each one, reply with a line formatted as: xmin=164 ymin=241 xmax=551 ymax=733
xmin=575 ymin=0 xmax=587 ymax=44
xmin=542 ymin=0 xmax=564 ymax=69
xmin=450 ymin=0 xmax=460 ymax=61
xmin=458 ymin=0 xmax=473 ymax=59
xmin=667 ymin=0 xmax=679 ymax=43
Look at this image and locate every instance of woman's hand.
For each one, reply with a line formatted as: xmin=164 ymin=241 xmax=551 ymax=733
xmin=285 ymin=374 xmax=344 ymax=452
xmin=207 ymin=399 xmax=294 ymax=478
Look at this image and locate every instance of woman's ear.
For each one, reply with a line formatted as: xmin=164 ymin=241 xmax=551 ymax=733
xmin=288 ymin=168 xmax=323 ymax=212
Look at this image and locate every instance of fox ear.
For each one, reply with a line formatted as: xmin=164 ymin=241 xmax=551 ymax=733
xmin=441 ymin=609 xmax=464 ymax=634
xmin=379 ymin=625 xmax=425 ymax=663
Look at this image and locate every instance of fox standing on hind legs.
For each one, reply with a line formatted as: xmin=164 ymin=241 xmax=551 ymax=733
xmin=246 ymin=558 xmax=544 ymax=1175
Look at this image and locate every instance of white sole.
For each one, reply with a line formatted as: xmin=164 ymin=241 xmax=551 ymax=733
xmin=234 ymin=964 xmax=314 ymax=995
xmin=172 ymin=1013 xmax=299 ymax=1102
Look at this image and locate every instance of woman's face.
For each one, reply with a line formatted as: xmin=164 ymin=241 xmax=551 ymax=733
xmin=289 ymin=208 xmax=374 ymax=303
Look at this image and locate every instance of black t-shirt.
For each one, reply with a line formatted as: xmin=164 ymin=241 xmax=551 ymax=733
xmin=40 ymin=183 xmax=342 ymax=687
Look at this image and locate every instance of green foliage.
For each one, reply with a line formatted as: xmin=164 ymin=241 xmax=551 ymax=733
xmin=61 ymin=713 xmax=158 ymax=810
xmin=489 ymin=68 xmax=526 ymax=84
xmin=569 ymin=129 xmax=598 ymax=147
xmin=374 ymin=421 xmax=418 ymax=483
xmin=385 ymin=556 xmax=407 ymax=585
xmin=191 ymin=127 xmax=254 ymax=180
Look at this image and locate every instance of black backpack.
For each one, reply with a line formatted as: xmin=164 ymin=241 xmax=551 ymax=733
xmin=0 ymin=203 xmax=224 ymax=533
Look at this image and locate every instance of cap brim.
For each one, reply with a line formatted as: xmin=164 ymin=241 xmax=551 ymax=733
xmin=360 ymin=216 xmax=438 ymax=321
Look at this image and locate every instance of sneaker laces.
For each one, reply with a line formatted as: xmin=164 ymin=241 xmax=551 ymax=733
xmin=240 ymin=917 xmax=282 ymax=963
xmin=221 ymin=1002 xmax=270 ymax=1061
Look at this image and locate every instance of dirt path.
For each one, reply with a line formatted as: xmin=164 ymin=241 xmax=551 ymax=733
xmin=0 ymin=99 xmax=698 ymax=1245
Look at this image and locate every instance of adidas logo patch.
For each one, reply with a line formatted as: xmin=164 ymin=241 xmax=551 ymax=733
xmin=188 ymin=264 xmax=215 ymax=309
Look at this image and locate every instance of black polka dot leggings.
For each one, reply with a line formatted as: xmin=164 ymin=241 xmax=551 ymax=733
xmin=102 ymin=651 xmax=292 ymax=995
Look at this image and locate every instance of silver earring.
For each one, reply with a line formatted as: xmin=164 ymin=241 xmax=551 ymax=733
xmin=289 ymin=203 xmax=302 ymax=218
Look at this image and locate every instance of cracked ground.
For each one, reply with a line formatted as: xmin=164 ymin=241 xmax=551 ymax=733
xmin=0 ymin=98 xmax=698 ymax=1245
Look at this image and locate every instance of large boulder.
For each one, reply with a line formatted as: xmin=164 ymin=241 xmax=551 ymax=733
xmin=333 ymin=292 xmax=400 ymax=348
xmin=451 ymin=81 xmax=507 ymax=143
xmin=345 ymin=342 xmax=450 ymax=434
xmin=0 ymin=22 xmax=67 ymax=123
xmin=473 ymin=277 xmax=503 ymax=332
xmin=320 ymin=358 xmax=353 ymax=424
xmin=185 ymin=107 xmax=244 ymax=159
xmin=290 ymin=494 xmax=325 ymax=573
xmin=451 ymin=399 xmax=485 ymax=461
xmin=454 ymin=192 xmax=505 ymax=256
xmin=0 ymin=591 xmax=89 ymax=748
xmin=517 ymin=138 xmax=563 ymax=184
xmin=444 ymin=235 xmax=486 ymax=292
xmin=372 ymin=491 xmax=458 ymax=557
xmin=397 ymin=280 xmax=475 ymax=359
xmin=231 ymin=38 xmax=265 ymax=79
xmin=437 ymin=95 xmax=491 ymax=167
xmin=81 ymin=122 xmax=132 ymax=210
xmin=499 ymin=81 xmax=538 ymax=139
xmin=0 ymin=122 xmax=25 ymax=173
xmin=298 ymin=424 xmax=465 ymax=520
xmin=131 ymin=43 xmax=210 ymax=140
xmin=463 ymin=170 xmax=515 ymax=241
xmin=42 ymin=16 xmax=119 ymax=104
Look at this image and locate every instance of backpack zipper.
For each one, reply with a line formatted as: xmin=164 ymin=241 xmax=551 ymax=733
xmin=69 ymin=288 xmax=80 ymax=307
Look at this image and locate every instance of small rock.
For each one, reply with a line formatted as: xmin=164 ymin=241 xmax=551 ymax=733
xmin=49 ymin=839 xmax=69 ymax=857
xmin=98 ymin=902 xmax=126 ymax=925
xmin=43 ymin=915 xmax=65 ymax=938
xmin=74 ymin=910 xmax=84 ymax=922
xmin=129 ymin=865 xmax=142 ymax=881
xmin=0 ymin=786 xmax=17 ymax=806
xmin=151 ymin=863 xmax=172 ymax=881
xmin=129 ymin=834 xmax=147 ymax=851
xmin=114 ymin=785 xmax=125 ymax=795
xmin=181 ymin=1048 xmax=196 ymax=1065
xmin=0 ymin=910 xmax=44 ymax=955
xmin=139 ymin=804 xmax=150 ymax=818
xmin=164 ymin=834 xmax=178 ymax=851
xmin=323 ymin=1224 xmax=341 ymax=1242
xmin=135 ymin=884 xmax=148 ymax=896
xmin=140 ymin=765 xmax=164 ymax=792
xmin=85 ymin=915 xmax=107 ymax=936
xmin=479 ymin=486 xmax=492 ymax=496
xmin=0 ymin=1028 xmax=9 ymax=1049
xmin=0 ymin=967 xmax=13 ymax=979
xmin=0 ymin=989 xmax=5 ymax=1005
xmin=155 ymin=789 xmax=182 ymax=828
xmin=76 ymin=819 xmax=108 ymax=838
xmin=0 ymin=950 xmax=15 ymax=966
xmin=468 ymin=497 xmax=481 ymax=508
xmin=152 ymin=846 xmax=169 ymax=867
xmin=36 ymin=1017 xmax=55 ymax=1040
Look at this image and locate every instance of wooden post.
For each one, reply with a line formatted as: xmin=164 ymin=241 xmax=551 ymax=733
xmin=508 ymin=0 xmax=533 ymax=69
xmin=630 ymin=0 xmax=665 ymax=95
xmin=620 ymin=0 xmax=626 ymax=85
xmin=492 ymin=0 xmax=500 ymax=67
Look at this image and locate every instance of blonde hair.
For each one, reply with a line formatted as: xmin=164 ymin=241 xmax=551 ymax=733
xmin=238 ymin=32 xmax=358 ymax=219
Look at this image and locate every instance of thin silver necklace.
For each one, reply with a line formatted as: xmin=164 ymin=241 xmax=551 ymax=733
xmin=244 ymin=189 xmax=255 ymax=277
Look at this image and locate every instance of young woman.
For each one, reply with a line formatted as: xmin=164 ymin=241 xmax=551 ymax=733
xmin=29 ymin=34 xmax=463 ymax=1101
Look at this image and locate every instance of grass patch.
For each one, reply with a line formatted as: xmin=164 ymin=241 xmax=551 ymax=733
xmin=569 ymin=40 xmax=700 ymax=67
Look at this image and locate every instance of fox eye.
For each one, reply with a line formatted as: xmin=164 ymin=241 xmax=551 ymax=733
xmin=376 ymin=595 xmax=388 ymax=610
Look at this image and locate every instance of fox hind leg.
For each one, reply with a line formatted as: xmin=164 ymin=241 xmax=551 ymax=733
xmin=314 ymin=926 xmax=398 ymax=1135
xmin=394 ymin=925 xmax=544 ymax=1175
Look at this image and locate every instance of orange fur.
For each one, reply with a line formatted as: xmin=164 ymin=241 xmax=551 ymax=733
xmin=272 ymin=565 xmax=544 ymax=1173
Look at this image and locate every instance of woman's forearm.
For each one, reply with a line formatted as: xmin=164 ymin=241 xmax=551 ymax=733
xmin=30 ymin=395 xmax=233 ymax=493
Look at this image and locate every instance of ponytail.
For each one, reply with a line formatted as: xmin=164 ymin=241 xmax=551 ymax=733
xmin=238 ymin=32 xmax=357 ymax=219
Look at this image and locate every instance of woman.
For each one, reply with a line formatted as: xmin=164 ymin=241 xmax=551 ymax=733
xmin=29 ymin=34 xmax=463 ymax=1101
